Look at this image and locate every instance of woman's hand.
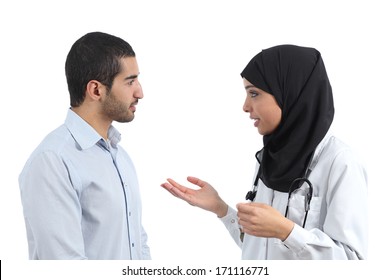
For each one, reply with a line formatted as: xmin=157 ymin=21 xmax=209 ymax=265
xmin=160 ymin=176 xmax=228 ymax=218
xmin=237 ymin=202 xmax=294 ymax=241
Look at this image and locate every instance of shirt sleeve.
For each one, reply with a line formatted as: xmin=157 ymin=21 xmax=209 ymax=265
xmin=19 ymin=151 xmax=87 ymax=259
xmin=141 ymin=225 xmax=152 ymax=260
xmin=283 ymin=148 xmax=368 ymax=259
xmin=219 ymin=205 xmax=243 ymax=248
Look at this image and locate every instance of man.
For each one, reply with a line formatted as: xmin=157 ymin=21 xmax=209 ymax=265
xmin=19 ymin=32 xmax=151 ymax=260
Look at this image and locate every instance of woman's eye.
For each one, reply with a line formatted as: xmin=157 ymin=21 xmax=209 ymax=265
xmin=250 ymin=91 xmax=258 ymax=98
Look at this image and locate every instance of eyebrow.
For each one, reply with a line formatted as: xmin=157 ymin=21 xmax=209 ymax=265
xmin=124 ymin=73 xmax=140 ymax=81
xmin=245 ymin=85 xmax=256 ymax=90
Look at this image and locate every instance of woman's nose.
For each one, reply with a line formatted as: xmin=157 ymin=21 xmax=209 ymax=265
xmin=243 ymin=98 xmax=250 ymax=113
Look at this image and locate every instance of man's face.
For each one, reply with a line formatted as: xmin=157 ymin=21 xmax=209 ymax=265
xmin=101 ymin=56 xmax=143 ymax=123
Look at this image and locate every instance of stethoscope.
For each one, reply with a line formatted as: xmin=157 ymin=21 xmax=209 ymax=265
xmin=245 ymin=150 xmax=314 ymax=228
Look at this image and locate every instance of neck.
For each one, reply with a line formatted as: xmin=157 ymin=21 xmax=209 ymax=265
xmin=71 ymin=107 xmax=111 ymax=140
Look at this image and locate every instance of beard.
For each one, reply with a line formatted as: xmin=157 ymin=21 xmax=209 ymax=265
xmin=102 ymin=91 xmax=135 ymax=123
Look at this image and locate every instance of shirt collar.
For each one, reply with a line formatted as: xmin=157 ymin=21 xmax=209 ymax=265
xmin=107 ymin=125 xmax=121 ymax=148
xmin=65 ymin=109 xmax=121 ymax=150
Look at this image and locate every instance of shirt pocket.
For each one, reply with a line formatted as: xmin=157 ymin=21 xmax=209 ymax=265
xmin=286 ymin=194 xmax=323 ymax=229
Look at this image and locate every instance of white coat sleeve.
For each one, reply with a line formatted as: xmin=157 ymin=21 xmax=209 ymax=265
xmin=283 ymin=148 xmax=368 ymax=259
xmin=219 ymin=206 xmax=243 ymax=248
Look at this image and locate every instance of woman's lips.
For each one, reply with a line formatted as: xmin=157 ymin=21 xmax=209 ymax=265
xmin=250 ymin=116 xmax=259 ymax=127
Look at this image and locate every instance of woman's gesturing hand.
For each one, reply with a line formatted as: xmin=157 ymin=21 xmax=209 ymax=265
xmin=161 ymin=176 xmax=228 ymax=218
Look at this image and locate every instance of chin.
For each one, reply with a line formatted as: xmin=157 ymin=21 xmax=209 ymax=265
xmin=257 ymin=128 xmax=265 ymax=135
xmin=116 ymin=114 xmax=134 ymax=123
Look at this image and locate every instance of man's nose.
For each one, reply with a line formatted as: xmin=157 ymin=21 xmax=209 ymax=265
xmin=135 ymin=81 xmax=144 ymax=99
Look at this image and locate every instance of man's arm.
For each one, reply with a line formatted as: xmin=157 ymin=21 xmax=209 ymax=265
xmin=19 ymin=151 xmax=87 ymax=259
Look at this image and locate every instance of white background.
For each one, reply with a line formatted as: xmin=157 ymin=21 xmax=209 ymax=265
xmin=1 ymin=0 xmax=389 ymax=278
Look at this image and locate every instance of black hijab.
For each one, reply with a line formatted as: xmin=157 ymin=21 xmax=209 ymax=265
xmin=241 ymin=45 xmax=334 ymax=192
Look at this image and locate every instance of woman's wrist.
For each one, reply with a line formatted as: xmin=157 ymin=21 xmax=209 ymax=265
xmin=279 ymin=218 xmax=295 ymax=241
xmin=215 ymin=201 xmax=229 ymax=218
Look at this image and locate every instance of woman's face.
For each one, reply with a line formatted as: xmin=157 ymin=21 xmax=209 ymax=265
xmin=242 ymin=78 xmax=282 ymax=135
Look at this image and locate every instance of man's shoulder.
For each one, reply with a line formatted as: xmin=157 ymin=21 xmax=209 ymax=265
xmin=19 ymin=124 xmax=73 ymax=181
xmin=31 ymin=124 xmax=73 ymax=156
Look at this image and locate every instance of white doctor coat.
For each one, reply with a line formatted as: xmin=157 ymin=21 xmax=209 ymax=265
xmin=220 ymin=133 xmax=368 ymax=259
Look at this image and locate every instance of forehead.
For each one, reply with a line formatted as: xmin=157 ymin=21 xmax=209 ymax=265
xmin=243 ymin=78 xmax=255 ymax=89
xmin=118 ymin=56 xmax=139 ymax=76
xmin=243 ymin=78 xmax=273 ymax=96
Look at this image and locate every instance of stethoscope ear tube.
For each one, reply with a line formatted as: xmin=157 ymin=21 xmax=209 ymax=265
xmin=288 ymin=178 xmax=313 ymax=197
xmin=247 ymin=149 xmax=319 ymax=227
xmin=285 ymin=177 xmax=314 ymax=228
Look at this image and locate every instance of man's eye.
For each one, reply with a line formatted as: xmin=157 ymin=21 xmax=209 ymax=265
xmin=128 ymin=80 xmax=135 ymax=85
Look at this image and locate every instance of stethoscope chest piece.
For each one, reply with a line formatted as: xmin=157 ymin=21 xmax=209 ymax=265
xmin=245 ymin=190 xmax=257 ymax=201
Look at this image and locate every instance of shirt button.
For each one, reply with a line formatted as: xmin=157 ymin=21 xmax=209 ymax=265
xmin=132 ymin=243 xmax=135 ymax=247
xmin=231 ymin=219 xmax=236 ymax=224
xmin=128 ymin=211 xmax=132 ymax=216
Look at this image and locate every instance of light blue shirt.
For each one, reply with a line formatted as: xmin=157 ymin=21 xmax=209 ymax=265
xmin=19 ymin=109 xmax=151 ymax=260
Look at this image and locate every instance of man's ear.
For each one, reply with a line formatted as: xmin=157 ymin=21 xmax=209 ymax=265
xmin=85 ymin=80 xmax=105 ymax=101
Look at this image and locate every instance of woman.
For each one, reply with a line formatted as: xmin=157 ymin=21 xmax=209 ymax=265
xmin=161 ymin=45 xmax=368 ymax=260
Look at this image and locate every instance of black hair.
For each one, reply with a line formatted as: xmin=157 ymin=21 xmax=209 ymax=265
xmin=65 ymin=32 xmax=135 ymax=107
